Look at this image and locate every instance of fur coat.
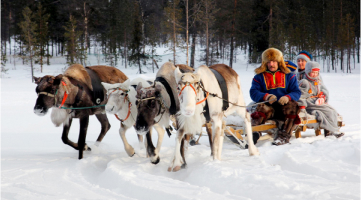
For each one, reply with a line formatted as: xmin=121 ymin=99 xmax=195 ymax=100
xmin=298 ymin=63 xmax=340 ymax=133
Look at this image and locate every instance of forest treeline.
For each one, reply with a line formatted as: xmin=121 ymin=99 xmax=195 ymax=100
xmin=1 ymin=0 xmax=360 ymax=75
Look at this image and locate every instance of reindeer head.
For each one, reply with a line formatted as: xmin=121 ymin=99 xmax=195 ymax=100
xmin=33 ymin=75 xmax=64 ymax=116
xmin=101 ymin=79 xmax=130 ymax=114
xmin=134 ymin=82 xmax=164 ymax=135
xmin=174 ymin=67 xmax=202 ymax=117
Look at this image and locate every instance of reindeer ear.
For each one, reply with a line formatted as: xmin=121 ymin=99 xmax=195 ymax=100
xmin=34 ymin=76 xmax=42 ymax=84
xmin=194 ymin=73 xmax=201 ymax=82
xmin=101 ymin=82 xmax=112 ymax=90
xmin=136 ymin=82 xmax=143 ymax=94
xmin=121 ymin=79 xmax=131 ymax=90
xmin=54 ymin=74 xmax=63 ymax=85
xmin=174 ymin=67 xmax=183 ymax=84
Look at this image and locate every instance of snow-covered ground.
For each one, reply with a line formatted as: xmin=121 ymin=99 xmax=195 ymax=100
xmin=1 ymin=50 xmax=360 ymax=200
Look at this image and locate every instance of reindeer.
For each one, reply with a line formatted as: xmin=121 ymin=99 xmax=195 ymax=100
xmin=101 ymin=78 xmax=166 ymax=163
xmin=33 ymin=64 xmax=127 ymax=159
xmin=169 ymin=64 xmax=260 ymax=171
xmin=134 ymin=62 xmax=195 ymax=165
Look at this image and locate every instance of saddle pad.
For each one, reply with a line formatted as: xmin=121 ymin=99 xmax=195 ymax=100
xmin=209 ymin=68 xmax=229 ymax=111
xmin=155 ymin=76 xmax=177 ymax=115
xmin=85 ymin=67 xmax=104 ymax=105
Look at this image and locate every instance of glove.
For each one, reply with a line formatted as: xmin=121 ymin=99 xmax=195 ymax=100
xmin=278 ymin=96 xmax=289 ymax=105
xmin=266 ymin=94 xmax=277 ymax=104
xmin=315 ymin=98 xmax=325 ymax=105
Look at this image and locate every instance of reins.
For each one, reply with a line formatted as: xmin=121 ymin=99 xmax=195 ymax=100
xmin=179 ymin=80 xmax=265 ymax=108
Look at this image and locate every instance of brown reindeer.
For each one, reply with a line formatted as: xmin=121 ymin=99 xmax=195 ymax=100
xmin=33 ymin=64 xmax=128 ymax=159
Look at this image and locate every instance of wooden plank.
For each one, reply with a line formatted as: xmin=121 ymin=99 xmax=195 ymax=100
xmin=295 ymin=128 xmax=302 ymax=138
xmin=252 ymin=124 xmax=277 ymax=132
xmin=300 ymin=119 xmax=318 ymax=125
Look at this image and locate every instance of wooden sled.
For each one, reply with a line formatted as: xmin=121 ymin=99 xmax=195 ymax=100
xmin=224 ymin=112 xmax=345 ymax=142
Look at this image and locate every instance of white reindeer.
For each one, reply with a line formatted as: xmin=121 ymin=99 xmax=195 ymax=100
xmin=101 ymin=78 xmax=166 ymax=164
xmin=168 ymin=64 xmax=259 ymax=171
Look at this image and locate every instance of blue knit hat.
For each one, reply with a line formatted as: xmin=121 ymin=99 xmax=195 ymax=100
xmin=285 ymin=60 xmax=297 ymax=72
xmin=296 ymin=50 xmax=312 ymax=62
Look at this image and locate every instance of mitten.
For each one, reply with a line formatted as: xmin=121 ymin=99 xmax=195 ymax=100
xmin=278 ymin=96 xmax=289 ymax=105
xmin=315 ymin=98 xmax=325 ymax=105
xmin=266 ymin=94 xmax=277 ymax=104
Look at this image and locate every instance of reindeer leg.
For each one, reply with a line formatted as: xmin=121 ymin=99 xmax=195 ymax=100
xmin=137 ymin=134 xmax=145 ymax=150
xmin=180 ymin=137 xmax=187 ymax=169
xmin=78 ymin=116 xmax=89 ymax=159
xmin=212 ymin=118 xmax=223 ymax=160
xmin=168 ymin=129 xmax=185 ymax=172
xmin=145 ymin=129 xmax=159 ymax=164
xmin=153 ymin=124 xmax=165 ymax=161
xmin=95 ymin=114 xmax=111 ymax=142
xmin=119 ymin=123 xmax=135 ymax=157
xmin=61 ymin=118 xmax=79 ymax=150
xmin=205 ymin=122 xmax=213 ymax=156
xmin=244 ymin=112 xmax=260 ymax=156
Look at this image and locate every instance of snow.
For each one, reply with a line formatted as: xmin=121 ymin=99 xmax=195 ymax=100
xmin=1 ymin=51 xmax=360 ymax=200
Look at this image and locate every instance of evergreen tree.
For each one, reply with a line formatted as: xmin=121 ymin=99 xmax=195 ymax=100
xmin=163 ymin=0 xmax=183 ymax=64
xmin=128 ymin=1 xmax=146 ymax=74
xmin=63 ymin=15 xmax=84 ymax=65
xmin=34 ymin=2 xmax=50 ymax=72
xmin=18 ymin=6 xmax=38 ymax=82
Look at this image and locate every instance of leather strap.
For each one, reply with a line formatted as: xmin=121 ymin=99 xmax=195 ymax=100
xmin=85 ymin=67 xmax=104 ymax=105
xmin=155 ymin=77 xmax=177 ymax=115
xmin=209 ymin=68 xmax=229 ymax=111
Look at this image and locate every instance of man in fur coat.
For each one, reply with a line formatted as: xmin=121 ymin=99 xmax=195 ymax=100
xmin=298 ymin=61 xmax=344 ymax=138
xmin=250 ymin=48 xmax=301 ymax=105
xmin=249 ymin=48 xmax=301 ymax=145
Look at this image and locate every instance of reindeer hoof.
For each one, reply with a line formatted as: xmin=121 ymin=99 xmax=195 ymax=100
xmin=151 ymin=156 xmax=160 ymax=165
xmin=335 ymin=133 xmax=345 ymax=138
xmin=167 ymin=167 xmax=172 ymax=172
xmin=172 ymin=166 xmax=181 ymax=172
xmin=189 ymin=139 xmax=197 ymax=146
xmin=181 ymin=163 xmax=187 ymax=169
xmin=130 ymin=152 xmax=135 ymax=157
xmin=84 ymin=144 xmax=91 ymax=151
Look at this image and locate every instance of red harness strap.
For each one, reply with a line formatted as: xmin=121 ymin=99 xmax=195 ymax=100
xmin=115 ymin=100 xmax=132 ymax=122
xmin=59 ymin=81 xmax=69 ymax=108
xmin=179 ymin=83 xmax=197 ymax=96
xmin=196 ymin=92 xmax=209 ymax=105
xmin=178 ymin=82 xmax=209 ymax=105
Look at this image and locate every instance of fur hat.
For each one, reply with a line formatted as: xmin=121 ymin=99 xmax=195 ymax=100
xmin=285 ymin=60 xmax=297 ymax=72
xmin=296 ymin=50 xmax=312 ymax=62
xmin=305 ymin=61 xmax=321 ymax=75
xmin=255 ymin=48 xmax=290 ymax=74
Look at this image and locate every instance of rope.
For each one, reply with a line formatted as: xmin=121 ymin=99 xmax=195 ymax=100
xmin=199 ymin=83 xmax=269 ymax=108
xmin=59 ymin=104 xmax=105 ymax=109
